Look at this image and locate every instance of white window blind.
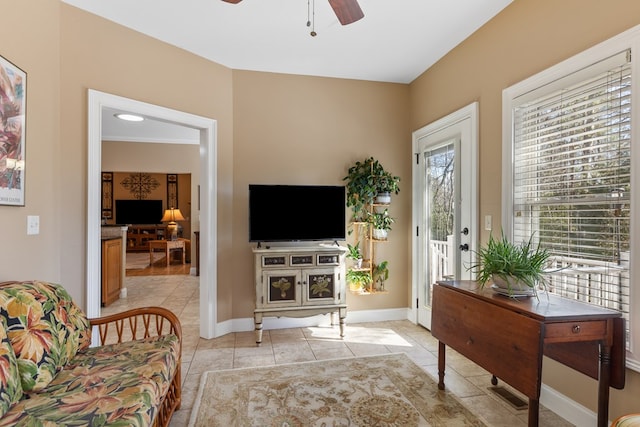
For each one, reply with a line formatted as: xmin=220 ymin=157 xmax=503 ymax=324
xmin=512 ymin=51 xmax=631 ymax=343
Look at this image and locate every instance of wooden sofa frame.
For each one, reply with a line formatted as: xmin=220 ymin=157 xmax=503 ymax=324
xmin=89 ymin=306 xmax=182 ymax=427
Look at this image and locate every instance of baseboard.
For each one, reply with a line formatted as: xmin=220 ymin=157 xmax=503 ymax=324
xmin=215 ymin=307 xmax=412 ymax=336
xmin=540 ymin=384 xmax=598 ymax=426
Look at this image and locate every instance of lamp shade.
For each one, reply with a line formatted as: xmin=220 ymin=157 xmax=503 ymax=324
xmin=161 ymin=208 xmax=185 ymax=223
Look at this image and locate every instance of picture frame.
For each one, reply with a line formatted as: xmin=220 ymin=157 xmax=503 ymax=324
xmin=0 ymin=55 xmax=26 ymax=206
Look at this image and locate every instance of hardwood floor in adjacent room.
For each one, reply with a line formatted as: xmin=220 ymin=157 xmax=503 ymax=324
xmin=125 ymin=251 xmax=191 ymax=276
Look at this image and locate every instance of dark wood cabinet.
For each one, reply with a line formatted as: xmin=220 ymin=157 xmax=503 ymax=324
xmin=126 ymin=225 xmax=166 ymax=251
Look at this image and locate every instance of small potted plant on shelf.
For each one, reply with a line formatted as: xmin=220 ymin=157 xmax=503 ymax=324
xmin=468 ymin=231 xmax=551 ymax=298
xmin=372 ymin=167 xmax=400 ymax=205
xmin=346 ymin=269 xmax=373 ymax=293
xmin=344 ymin=157 xmax=401 ymax=219
xmin=372 ymin=261 xmax=389 ymax=291
xmin=369 ymin=209 xmax=394 ymax=240
xmin=347 ymin=243 xmax=363 ymax=268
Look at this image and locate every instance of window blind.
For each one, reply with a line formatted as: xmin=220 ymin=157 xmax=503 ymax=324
xmin=511 ymin=51 xmax=631 ymax=337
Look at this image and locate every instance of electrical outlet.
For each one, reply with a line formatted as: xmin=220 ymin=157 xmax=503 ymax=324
xmin=484 ymin=215 xmax=492 ymax=231
xmin=27 ymin=215 xmax=40 ymax=235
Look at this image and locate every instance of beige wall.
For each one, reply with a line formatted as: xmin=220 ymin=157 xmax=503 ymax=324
xmin=2 ymin=0 xmax=638 ymax=418
xmin=58 ymin=4 xmax=235 ymax=318
xmin=231 ymin=71 xmax=411 ymax=318
xmin=409 ymin=0 xmax=640 ymax=418
xmin=0 ymin=1 xmax=61 ymax=283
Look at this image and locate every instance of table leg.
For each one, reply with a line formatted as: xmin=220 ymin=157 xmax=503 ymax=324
xmin=438 ymin=341 xmax=446 ymax=390
xmin=528 ymin=398 xmax=539 ymax=426
xmin=182 ymin=244 xmax=185 ymax=264
xmin=597 ymin=343 xmax=612 ymax=427
xmin=149 ymin=248 xmax=154 ymax=265
xmin=339 ymin=307 xmax=346 ymax=338
xmin=254 ymin=312 xmax=263 ymax=345
xmin=166 ymin=246 xmax=170 ymax=267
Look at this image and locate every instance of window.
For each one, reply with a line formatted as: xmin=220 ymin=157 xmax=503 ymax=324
xmin=503 ymin=27 xmax=640 ymax=371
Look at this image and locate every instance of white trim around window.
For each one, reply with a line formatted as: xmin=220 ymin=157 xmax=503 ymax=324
xmin=503 ymin=24 xmax=640 ymax=371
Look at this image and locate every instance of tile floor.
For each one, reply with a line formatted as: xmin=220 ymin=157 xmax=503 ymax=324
xmin=102 ymin=274 xmax=573 ymax=427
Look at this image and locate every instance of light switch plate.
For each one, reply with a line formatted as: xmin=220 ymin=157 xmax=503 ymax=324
xmin=484 ymin=215 xmax=492 ymax=231
xmin=27 ymin=215 xmax=40 ymax=235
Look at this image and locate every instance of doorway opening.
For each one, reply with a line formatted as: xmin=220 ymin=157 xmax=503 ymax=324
xmin=87 ymin=90 xmax=218 ymax=339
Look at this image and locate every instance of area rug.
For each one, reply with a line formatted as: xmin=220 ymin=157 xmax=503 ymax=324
xmin=188 ymin=353 xmax=485 ymax=427
xmin=125 ymin=252 xmax=150 ymax=270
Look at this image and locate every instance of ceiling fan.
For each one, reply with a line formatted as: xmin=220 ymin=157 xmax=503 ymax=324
xmin=221 ymin=0 xmax=364 ymax=26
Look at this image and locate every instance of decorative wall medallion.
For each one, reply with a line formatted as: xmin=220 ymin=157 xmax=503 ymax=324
xmin=120 ymin=173 xmax=159 ymax=199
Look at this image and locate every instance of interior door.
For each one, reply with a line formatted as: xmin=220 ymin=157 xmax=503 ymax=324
xmin=412 ymin=103 xmax=478 ymax=330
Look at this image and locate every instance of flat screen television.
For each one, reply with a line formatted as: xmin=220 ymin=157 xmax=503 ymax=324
xmin=249 ymin=185 xmax=346 ymax=243
xmin=115 ymin=199 xmax=163 ymax=225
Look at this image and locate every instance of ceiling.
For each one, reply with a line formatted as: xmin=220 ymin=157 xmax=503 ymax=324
xmin=62 ymin=0 xmax=512 ymax=84
xmin=76 ymin=0 xmax=513 ymax=142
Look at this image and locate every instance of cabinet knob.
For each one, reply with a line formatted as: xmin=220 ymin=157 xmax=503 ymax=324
xmin=572 ymin=325 xmax=581 ymax=334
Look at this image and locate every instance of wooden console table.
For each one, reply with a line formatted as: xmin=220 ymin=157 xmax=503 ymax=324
xmin=148 ymin=239 xmax=185 ymax=267
xmin=431 ymin=280 xmax=625 ymax=427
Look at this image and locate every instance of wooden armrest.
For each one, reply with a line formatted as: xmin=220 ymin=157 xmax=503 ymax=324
xmin=89 ymin=306 xmax=182 ymax=347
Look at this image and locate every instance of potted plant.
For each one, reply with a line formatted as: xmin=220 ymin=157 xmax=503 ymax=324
xmin=346 ymin=242 xmax=363 ymax=268
xmin=344 ymin=158 xmax=378 ymax=221
xmin=372 ymin=261 xmax=389 ymax=291
xmin=346 ymin=269 xmax=373 ymax=293
xmin=468 ymin=231 xmax=550 ymax=297
xmin=369 ymin=209 xmax=394 ymax=240
xmin=344 ymin=157 xmax=401 ymax=219
xmin=371 ymin=165 xmax=400 ymax=204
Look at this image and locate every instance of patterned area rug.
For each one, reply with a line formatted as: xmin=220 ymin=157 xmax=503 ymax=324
xmin=188 ymin=353 xmax=485 ymax=427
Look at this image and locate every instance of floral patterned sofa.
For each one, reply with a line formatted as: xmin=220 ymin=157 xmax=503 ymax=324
xmin=0 ymin=280 xmax=182 ymax=426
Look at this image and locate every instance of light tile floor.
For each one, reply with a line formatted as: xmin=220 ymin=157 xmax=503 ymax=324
xmin=102 ymin=274 xmax=573 ymax=427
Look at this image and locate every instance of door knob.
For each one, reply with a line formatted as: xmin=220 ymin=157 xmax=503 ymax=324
xmin=461 ymin=227 xmax=469 ymax=235
xmin=459 ymin=243 xmax=469 ymax=251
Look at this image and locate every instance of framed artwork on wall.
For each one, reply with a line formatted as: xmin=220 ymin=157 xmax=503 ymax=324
xmin=0 ymin=55 xmax=26 ymax=206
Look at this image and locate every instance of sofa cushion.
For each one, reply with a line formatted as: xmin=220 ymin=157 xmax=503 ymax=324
xmin=0 ymin=334 xmax=180 ymax=426
xmin=0 ymin=317 xmax=22 ymax=418
xmin=0 ymin=281 xmax=92 ymax=392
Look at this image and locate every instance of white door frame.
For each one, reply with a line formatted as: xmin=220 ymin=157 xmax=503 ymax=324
xmin=411 ymin=102 xmax=479 ymax=326
xmin=87 ymin=89 xmax=218 ymax=339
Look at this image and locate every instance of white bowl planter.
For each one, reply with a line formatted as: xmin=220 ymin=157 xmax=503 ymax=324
xmin=375 ymin=192 xmax=391 ymax=204
xmin=372 ymin=228 xmax=388 ymax=240
xmin=491 ymin=275 xmax=532 ymax=292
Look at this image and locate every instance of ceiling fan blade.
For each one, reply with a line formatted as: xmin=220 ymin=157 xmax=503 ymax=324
xmin=328 ymin=0 xmax=364 ymax=25
xmin=221 ymin=0 xmax=242 ymax=3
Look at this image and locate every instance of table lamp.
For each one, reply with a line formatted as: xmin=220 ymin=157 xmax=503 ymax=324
xmin=161 ymin=207 xmax=185 ymax=240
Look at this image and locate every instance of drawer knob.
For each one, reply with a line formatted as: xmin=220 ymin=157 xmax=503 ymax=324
xmin=572 ymin=325 xmax=581 ymax=334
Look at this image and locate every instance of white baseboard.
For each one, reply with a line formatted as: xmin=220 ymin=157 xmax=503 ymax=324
xmin=540 ymin=384 xmax=598 ymax=426
xmin=215 ymin=307 xmax=411 ymax=336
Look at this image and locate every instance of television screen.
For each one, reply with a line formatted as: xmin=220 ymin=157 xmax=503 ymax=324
xmin=249 ymin=185 xmax=346 ymax=242
xmin=115 ymin=199 xmax=163 ymax=224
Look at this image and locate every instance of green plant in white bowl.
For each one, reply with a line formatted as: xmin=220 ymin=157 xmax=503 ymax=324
xmin=469 ymin=231 xmax=550 ymax=297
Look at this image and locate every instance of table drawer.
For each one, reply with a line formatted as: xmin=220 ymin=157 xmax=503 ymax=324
xmin=545 ymin=320 xmax=607 ymax=342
